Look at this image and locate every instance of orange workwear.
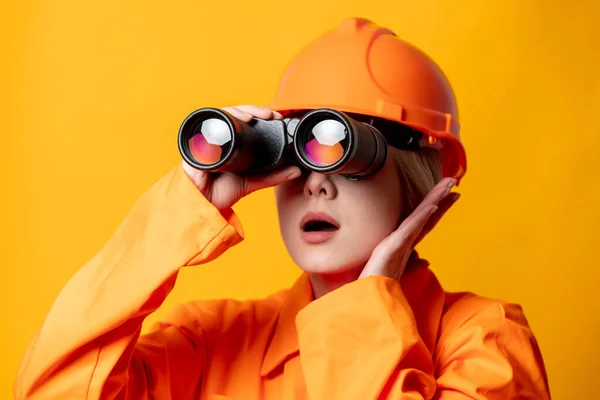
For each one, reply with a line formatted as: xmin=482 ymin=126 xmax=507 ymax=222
xmin=14 ymin=164 xmax=550 ymax=399
xmin=269 ymin=17 xmax=467 ymax=182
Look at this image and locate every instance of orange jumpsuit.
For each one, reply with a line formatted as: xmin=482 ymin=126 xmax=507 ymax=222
xmin=13 ymin=164 xmax=551 ymax=399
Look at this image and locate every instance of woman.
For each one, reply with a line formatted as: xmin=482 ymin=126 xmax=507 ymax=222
xmin=14 ymin=18 xmax=550 ymax=399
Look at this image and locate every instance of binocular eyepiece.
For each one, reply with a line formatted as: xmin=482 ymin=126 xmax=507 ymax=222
xmin=178 ymin=107 xmax=423 ymax=179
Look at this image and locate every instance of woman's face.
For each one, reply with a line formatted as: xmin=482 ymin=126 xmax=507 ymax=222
xmin=275 ymin=155 xmax=404 ymax=275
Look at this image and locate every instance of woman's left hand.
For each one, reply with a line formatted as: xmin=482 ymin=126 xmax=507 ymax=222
xmin=359 ymin=177 xmax=461 ymax=281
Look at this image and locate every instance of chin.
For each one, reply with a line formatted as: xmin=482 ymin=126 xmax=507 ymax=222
xmin=292 ymin=248 xmax=369 ymax=276
xmin=281 ymin=230 xmax=375 ymax=276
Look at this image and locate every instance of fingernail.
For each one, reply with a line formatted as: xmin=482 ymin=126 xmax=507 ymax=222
xmin=444 ymin=178 xmax=457 ymax=195
xmin=287 ymin=169 xmax=301 ymax=179
xmin=429 ymin=205 xmax=439 ymax=215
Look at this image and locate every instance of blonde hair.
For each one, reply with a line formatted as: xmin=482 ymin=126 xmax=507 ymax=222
xmin=389 ymin=147 xmax=443 ymax=219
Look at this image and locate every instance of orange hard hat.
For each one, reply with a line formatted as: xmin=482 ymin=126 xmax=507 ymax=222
xmin=268 ymin=17 xmax=467 ymax=181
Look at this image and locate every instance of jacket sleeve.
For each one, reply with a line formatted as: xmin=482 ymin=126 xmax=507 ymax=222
xmin=13 ymin=164 xmax=244 ymax=400
xmin=294 ymin=276 xmax=550 ymax=400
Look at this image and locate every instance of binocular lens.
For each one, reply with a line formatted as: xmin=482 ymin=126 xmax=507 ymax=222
xmin=303 ymin=119 xmax=348 ymax=166
xmin=188 ymin=118 xmax=233 ymax=165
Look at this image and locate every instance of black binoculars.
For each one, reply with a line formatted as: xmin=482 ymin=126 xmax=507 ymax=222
xmin=178 ymin=107 xmax=425 ymax=179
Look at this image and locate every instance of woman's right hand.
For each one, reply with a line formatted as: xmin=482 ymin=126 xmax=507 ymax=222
xmin=181 ymin=105 xmax=302 ymax=211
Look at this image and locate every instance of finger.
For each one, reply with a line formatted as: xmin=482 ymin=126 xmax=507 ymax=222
xmin=235 ymin=105 xmax=278 ymax=120
xmin=398 ymin=178 xmax=454 ymax=236
xmin=385 ymin=203 xmax=438 ymax=254
xmin=181 ymin=159 xmax=210 ymax=191
xmin=364 ymin=203 xmax=439 ymax=280
xmin=243 ymin=166 xmax=302 ymax=195
xmin=413 ymin=177 xmax=457 ymax=216
xmin=413 ymin=177 xmax=455 ymax=212
xmin=222 ymin=106 xmax=253 ymax=122
xmin=392 ymin=185 xmax=457 ymax=253
xmin=413 ymin=192 xmax=461 ymax=247
xmin=403 ymin=204 xmax=439 ymax=244
xmin=365 ymin=204 xmax=436 ymax=272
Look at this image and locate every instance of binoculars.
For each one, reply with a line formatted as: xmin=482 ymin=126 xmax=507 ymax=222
xmin=178 ymin=107 xmax=426 ymax=179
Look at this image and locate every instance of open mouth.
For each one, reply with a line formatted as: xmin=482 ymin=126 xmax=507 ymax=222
xmin=300 ymin=212 xmax=340 ymax=232
xmin=302 ymin=220 xmax=339 ymax=232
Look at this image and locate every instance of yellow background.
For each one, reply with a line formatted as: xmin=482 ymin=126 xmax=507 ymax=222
xmin=1 ymin=0 xmax=599 ymax=398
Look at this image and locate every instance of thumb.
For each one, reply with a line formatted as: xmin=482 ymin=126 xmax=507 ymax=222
xmin=243 ymin=166 xmax=302 ymax=195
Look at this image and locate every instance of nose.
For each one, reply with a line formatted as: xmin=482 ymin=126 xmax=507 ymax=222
xmin=303 ymin=172 xmax=337 ymax=200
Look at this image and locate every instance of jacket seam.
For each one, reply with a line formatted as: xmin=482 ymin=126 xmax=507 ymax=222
xmin=184 ymin=219 xmax=229 ymax=266
xmin=85 ymin=347 xmax=102 ymax=400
